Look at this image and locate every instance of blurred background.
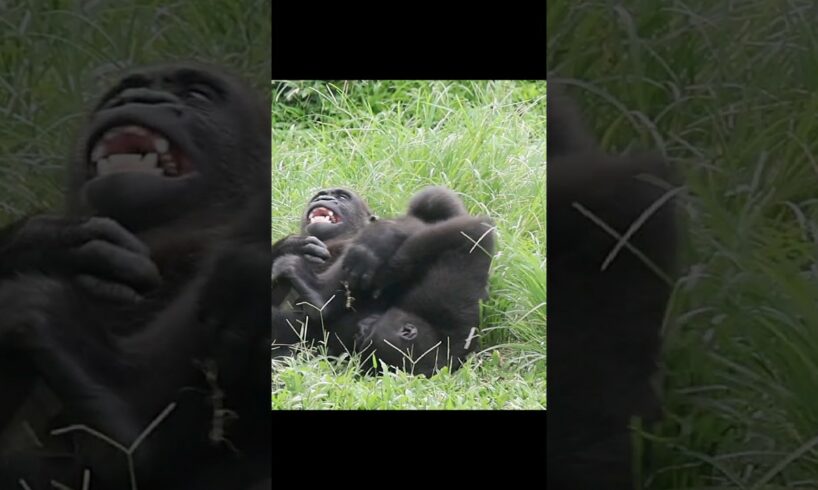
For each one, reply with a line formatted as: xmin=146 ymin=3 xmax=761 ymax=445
xmin=549 ymin=1 xmax=818 ymax=488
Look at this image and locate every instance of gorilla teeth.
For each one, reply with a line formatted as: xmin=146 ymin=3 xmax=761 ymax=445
xmin=109 ymin=153 xmax=141 ymax=166
xmin=142 ymin=152 xmax=158 ymax=167
xmin=308 ymin=208 xmax=336 ymax=224
xmin=160 ymin=153 xmax=178 ymax=176
xmin=98 ymin=153 xmax=163 ymax=176
xmin=154 ymin=137 xmax=169 ymax=154
xmin=92 ymin=127 xmax=173 ymax=165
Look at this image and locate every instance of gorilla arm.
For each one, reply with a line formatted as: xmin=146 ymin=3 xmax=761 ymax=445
xmin=271 ymin=235 xmax=330 ymax=307
xmin=372 ymin=215 xmax=495 ymax=293
xmin=337 ymin=185 xmax=472 ymax=292
xmin=0 ymin=202 xmax=269 ymax=486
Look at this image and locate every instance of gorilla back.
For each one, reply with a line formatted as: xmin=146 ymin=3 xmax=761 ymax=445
xmin=0 ymin=63 xmax=270 ymax=489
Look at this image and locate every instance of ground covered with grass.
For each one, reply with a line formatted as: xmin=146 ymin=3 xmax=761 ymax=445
xmin=550 ymin=1 xmax=818 ymax=487
xmin=271 ymin=80 xmax=546 ymax=409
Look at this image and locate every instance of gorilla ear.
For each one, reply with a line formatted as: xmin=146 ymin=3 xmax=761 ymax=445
xmin=400 ymin=323 xmax=418 ymax=340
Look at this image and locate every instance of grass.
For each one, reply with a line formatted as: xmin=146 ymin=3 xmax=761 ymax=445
xmin=550 ymin=1 xmax=818 ymax=487
xmin=271 ymin=80 xmax=547 ymax=409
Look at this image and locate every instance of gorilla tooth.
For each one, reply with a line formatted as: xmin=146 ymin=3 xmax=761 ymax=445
xmin=142 ymin=153 xmax=159 ymax=167
xmin=163 ymin=160 xmax=179 ymax=176
xmin=108 ymin=154 xmax=142 ymax=167
xmin=154 ymin=137 xmax=169 ymax=154
xmin=96 ymin=153 xmax=164 ymax=175
xmin=91 ymin=143 xmax=106 ymax=162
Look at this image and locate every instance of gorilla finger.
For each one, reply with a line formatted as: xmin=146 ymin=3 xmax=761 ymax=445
xmin=272 ymin=255 xmax=299 ymax=280
xmin=78 ymin=217 xmax=151 ymax=256
xmin=76 ymin=274 xmax=143 ymax=303
xmin=304 ymin=255 xmax=325 ymax=264
xmin=302 ymin=243 xmax=330 ymax=260
xmin=73 ymin=240 xmax=162 ymax=290
xmin=303 ymin=235 xmax=326 ymax=247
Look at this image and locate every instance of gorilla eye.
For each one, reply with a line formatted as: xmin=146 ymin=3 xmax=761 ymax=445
xmin=185 ymin=85 xmax=213 ymax=102
xmin=399 ymin=323 xmax=418 ymax=341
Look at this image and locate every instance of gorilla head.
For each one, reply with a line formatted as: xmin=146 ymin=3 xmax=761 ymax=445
xmin=69 ymin=62 xmax=267 ymax=232
xmin=354 ymin=308 xmax=476 ymax=375
xmin=301 ymin=187 xmax=374 ymax=242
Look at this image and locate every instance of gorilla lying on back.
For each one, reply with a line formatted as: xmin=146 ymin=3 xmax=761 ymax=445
xmin=546 ymin=88 xmax=679 ymax=488
xmin=0 ymin=63 xmax=270 ymax=489
xmin=272 ymin=186 xmax=495 ymax=376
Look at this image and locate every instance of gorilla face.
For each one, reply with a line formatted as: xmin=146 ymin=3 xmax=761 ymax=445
xmin=75 ymin=63 xmax=266 ymax=232
xmin=301 ymin=188 xmax=372 ymax=242
xmin=355 ymin=308 xmax=469 ymax=376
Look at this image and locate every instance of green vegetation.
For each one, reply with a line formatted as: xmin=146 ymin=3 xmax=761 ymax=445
xmin=550 ymin=1 xmax=818 ymax=487
xmin=272 ymin=80 xmax=546 ymax=409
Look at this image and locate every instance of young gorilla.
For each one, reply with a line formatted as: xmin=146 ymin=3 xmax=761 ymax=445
xmin=0 ymin=63 xmax=270 ymax=489
xmin=271 ymin=188 xmax=376 ymax=354
xmin=272 ymin=186 xmax=495 ymax=375
xmin=547 ymin=88 xmax=679 ymax=488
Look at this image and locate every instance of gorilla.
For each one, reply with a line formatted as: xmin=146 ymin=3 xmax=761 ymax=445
xmin=0 ymin=63 xmax=270 ymax=489
xmin=272 ymin=186 xmax=495 ymax=376
xmin=546 ymin=88 xmax=680 ymax=488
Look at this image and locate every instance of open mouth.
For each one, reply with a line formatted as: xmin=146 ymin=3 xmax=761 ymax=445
xmin=308 ymin=206 xmax=341 ymax=224
xmin=88 ymin=125 xmax=192 ymax=177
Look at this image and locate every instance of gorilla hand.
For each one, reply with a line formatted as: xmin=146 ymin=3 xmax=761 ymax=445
xmin=272 ymin=254 xmax=324 ymax=308
xmin=0 ymin=215 xmax=161 ymax=302
xmin=340 ymin=221 xmax=410 ymax=292
xmin=272 ymin=235 xmax=330 ymax=264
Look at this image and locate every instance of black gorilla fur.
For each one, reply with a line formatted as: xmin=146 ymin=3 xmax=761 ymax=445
xmin=0 ymin=63 xmax=270 ymax=490
xmin=272 ymin=186 xmax=495 ymax=376
xmin=546 ymin=88 xmax=680 ymax=489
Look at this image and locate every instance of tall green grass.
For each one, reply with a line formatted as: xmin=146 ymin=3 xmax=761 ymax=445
xmin=272 ymin=81 xmax=546 ymax=409
xmin=550 ymin=1 xmax=818 ymax=487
